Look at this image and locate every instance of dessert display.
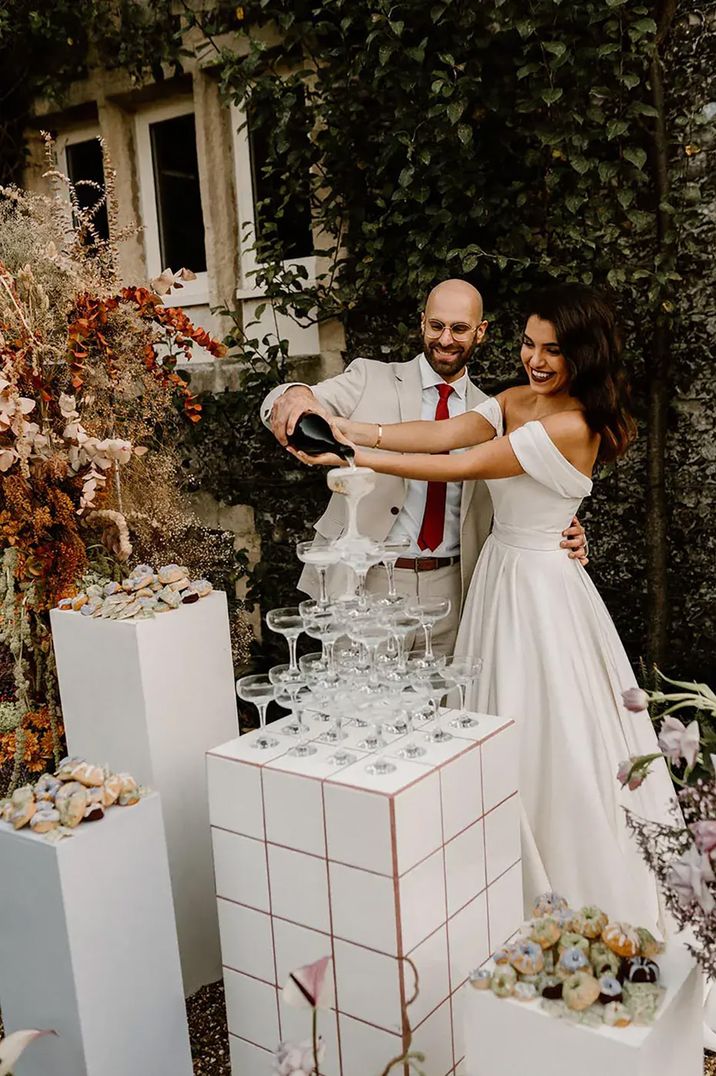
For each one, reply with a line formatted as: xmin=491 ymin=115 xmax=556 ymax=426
xmin=0 ymin=757 xmax=142 ymax=837
xmin=469 ymin=891 xmax=666 ymax=1028
xmin=55 ymin=563 xmax=213 ymax=620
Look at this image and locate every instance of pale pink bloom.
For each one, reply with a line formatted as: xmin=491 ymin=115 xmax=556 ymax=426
xmin=622 ymin=687 xmax=649 ymax=713
xmin=282 ymin=956 xmax=334 ymax=1010
xmin=0 ymin=1029 xmax=56 ymax=1076
xmin=666 ymin=844 xmax=715 ymax=913
xmin=690 ymin=821 xmax=716 ymax=855
xmin=617 ymin=757 xmax=648 ymax=790
xmin=658 ymin=716 xmax=700 ymax=768
xmin=273 ymin=1038 xmax=325 ymax=1075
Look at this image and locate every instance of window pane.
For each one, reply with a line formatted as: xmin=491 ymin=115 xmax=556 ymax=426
xmin=149 ymin=113 xmax=207 ymax=273
xmin=248 ymin=105 xmax=313 ymax=261
xmin=65 ymin=139 xmax=109 ymax=242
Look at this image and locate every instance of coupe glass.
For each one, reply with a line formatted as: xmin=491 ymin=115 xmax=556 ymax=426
xmin=409 ymin=666 xmax=458 ymax=743
xmin=274 ymin=683 xmax=316 ymax=757
xmin=377 ymin=536 xmax=412 ymax=606
xmin=406 ymin=598 xmax=451 ymax=666
xmin=442 ymin=657 xmax=484 ymax=729
xmin=236 ymin=674 xmax=278 ymax=749
xmin=346 ymin=615 xmax=391 ymax=689
xmin=363 ymin=706 xmax=397 ymax=776
xmin=338 ymin=539 xmax=385 ymax=608
xmin=268 ymin=665 xmax=306 ymax=735
xmin=296 ymin=540 xmax=342 ymax=607
xmin=385 ymin=609 xmax=422 ymax=674
xmin=266 ymin=607 xmax=304 ymax=681
xmin=299 ymin=599 xmax=347 ymax=679
xmin=395 ymin=692 xmax=426 ymax=760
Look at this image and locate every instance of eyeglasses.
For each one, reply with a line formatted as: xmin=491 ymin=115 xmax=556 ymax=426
xmin=424 ymin=319 xmax=478 ymax=342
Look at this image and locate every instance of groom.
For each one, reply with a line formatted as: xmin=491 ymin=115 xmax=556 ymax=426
xmin=261 ymin=279 xmax=587 ymax=655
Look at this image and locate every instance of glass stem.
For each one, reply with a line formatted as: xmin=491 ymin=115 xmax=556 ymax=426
xmin=318 ymin=567 xmax=329 ymax=607
xmin=423 ymin=622 xmax=434 ymax=660
xmin=323 ymin=638 xmax=336 ymax=674
xmin=457 ymin=683 xmax=466 ymax=715
xmin=396 ymin=634 xmax=408 ymax=672
xmin=355 ymin=569 xmax=368 ymax=608
xmin=257 ymin=702 xmax=268 ymax=730
xmin=385 ymin=561 xmax=397 ymax=598
xmin=287 ymin=635 xmax=299 ymax=673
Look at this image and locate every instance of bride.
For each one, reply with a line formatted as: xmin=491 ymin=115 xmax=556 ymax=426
xmin=291 ymin=283 xmax=675 ymax=928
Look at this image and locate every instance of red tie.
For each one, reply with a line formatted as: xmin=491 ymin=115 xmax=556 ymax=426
xmin=417 ymin=382 xmax=454 ymax=551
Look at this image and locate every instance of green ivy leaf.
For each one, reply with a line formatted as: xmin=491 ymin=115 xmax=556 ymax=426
xmin=606 ymin=119 xmax=629 ymax=140
xmin=623 ymin=146 xmax=647 ymax=169
xmin=543 ymin=41 xmax=567 ymax=58
xmin=457 ymin=123 xmax=472 ymax=145
xmin=541 ymin=87 xmax=563 ymax=105
xmin=447 ymin=99 xmax=466 ymax=124
xmin=570 ymin=156 xmax=590 ymax=174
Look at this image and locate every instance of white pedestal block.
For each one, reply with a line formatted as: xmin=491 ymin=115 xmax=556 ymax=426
xmin=462 ymin=942 xmax=702 ymax=1076
xmin=50 ymin=590 xmax=238 ymax=995
xmin=207 ymin=707 xmax=522 ymax=1076
xmin=0 ymin=794 xmax=192 ymax=1076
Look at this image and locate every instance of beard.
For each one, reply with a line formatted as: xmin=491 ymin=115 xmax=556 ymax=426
xmin=424 ymin=337 xmax=480 ymax=379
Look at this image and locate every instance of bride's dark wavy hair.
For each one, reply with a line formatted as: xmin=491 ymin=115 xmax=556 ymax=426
xmin=524 ymin=284 xmax=636 ymax=462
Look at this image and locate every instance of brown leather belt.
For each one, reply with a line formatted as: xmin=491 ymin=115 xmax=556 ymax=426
xmin=394 ymin=555 xmax=460 ymax=572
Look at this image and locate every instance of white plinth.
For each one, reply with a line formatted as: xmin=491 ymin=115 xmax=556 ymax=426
xmin=462 ymin=941 xmax=702 ymax=1076
xmin=207 ymin=707 xmax=522 ymax=1076
xmin=0 ymin=794 xmax=192 ymax=1076
xmin=50 ymin=590 xmax=239 ymax=994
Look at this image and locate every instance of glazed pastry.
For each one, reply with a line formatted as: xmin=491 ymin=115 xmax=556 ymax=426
xmin=9 ymin=796 xmax=36 ymax=830
xmin=510 ymin=940 xmax=545 ymax=976
xmin=492 ymin=945 xmax=515 ymax=965
xmin=636 ymin=927 xmax=665 ymax=959
xmin=603 ymin=1001 xmax=632 ymax=1027
xmin=55 ymin=781 xmax=88 ymax=827
xmin=84 ymin=788 xmax=105 ymax=822
xmin=469 ymin=968 xmax=492 ymax=990
xmin=71 ymin=593 xmax=88 ymax=611
xmin=530 ymin=916 xmax=561 ymax=950
xmin=552 ymin=907 xmax=582 ymax=932
xmin=558 ymin=932 xmax=589 ymax=955
xmin=156 ymin=586 xmax=181 ymax=609
xmin=542 ymin=947 xmax=556 ymax=974
xmin=57 ymin=597 xmax=74 ymax=610
xmin=623 ymin=981 xmax=664 ymax=1024
xmin=514 ymin=981 xmax=537 ymax=1002
xmin=532 ymin=892 xmax=568 ymax=918
xmin=562 ymin=971 xmax=600 ymax=1012
xmin=598 ymin=975 xmax=623 ymax=1005
xmin=540 ymin=975 xmax=563 ymax=1000
xmin=60 ymin=760 xmax=104 ymax=788
xmin=589 ymin=943 xmax=621 ymax=979
xmin=557 ymin=946 xmax=590 ymax=978
xmin=158 ymin=563 xmax=185 ymax=584
xmin=101 ymin=774 xmax=122 ymax=807
xmin=117 ymin=773 xmax=140 ymax=806
xmin=34 ymin=773 xmax=62 ymax=801
xmin=602 ymin=922 xmax=640 ymax=958
xmin=624 ymin=957 xmax=660 ymax=984
xmin=30 ymin=807 xmax=60 ymax=834
xmin=182 ymin=591 xmax=200 ymax=604
xmin=189 ymin=578 xmax=212 ymax=598
xmin=580 ymin=906 xmax=608 ymax=939
xmin=490 ymin=966 xmax=517 ymax=997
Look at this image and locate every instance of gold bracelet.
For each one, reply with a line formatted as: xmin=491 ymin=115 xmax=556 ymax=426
xmin=372 ymin=423 xmax=383 ymax=449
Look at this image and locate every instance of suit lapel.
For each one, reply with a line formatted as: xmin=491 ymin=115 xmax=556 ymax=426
xmin=394 ymin=354 xmax=424 ymax=421
xmin=460 ymin=374 xmax=485 ymax=527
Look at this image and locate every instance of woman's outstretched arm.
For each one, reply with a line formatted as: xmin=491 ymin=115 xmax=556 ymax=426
xmin=334 ymin=409 xmax=497 ymax=453
xmin=353 ymin=435 xmax=523 ymax=481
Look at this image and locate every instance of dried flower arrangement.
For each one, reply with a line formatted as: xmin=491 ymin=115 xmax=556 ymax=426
xmin=618 ymin=673 xmax=716 ymax=978
xmin=0 ymin=139 xmax=245 ymax=794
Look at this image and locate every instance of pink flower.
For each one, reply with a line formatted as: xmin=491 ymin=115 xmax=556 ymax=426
xmin=666 ymin=844 xmax=715 ymax=913
xmin=658 ymin=716 xmax=700 ymax=768
xmin=690 ymin=821 xmax=716 ymax=855
xmin=617 ymin=757 xmax=649 ymax=790
xmin=0 ymin=1029 xmax=56 ymax=1076
xmin=282 ymin=956 xmax=334 ymax=1011
xmin=622 ymin=687 xmax=649 ymax=713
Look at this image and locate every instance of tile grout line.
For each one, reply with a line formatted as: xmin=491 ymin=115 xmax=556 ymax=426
xmin=479 ymin=745 xmax=493 ymax=955
xmin=321 ymin=777 xmax=344 ymax=1076
xmin=389 ymin=794 xmax=410 ymax=1076
xmin=438 ymin=766 xmax=456 ymax=1073
xmin=259 ymin=767 xmax=282 ymax=1041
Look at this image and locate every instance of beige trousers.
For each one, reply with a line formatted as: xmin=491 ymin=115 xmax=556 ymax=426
xmin=365 ymin=561 xmax=462 ymax=658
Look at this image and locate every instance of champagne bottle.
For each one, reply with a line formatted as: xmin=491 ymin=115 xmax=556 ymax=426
xmin=287 ymin=412 xmax=355 ymax=462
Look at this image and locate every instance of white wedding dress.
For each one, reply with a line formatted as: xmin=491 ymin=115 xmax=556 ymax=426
xmin=455 ymin=397 xmax=676 ymax=928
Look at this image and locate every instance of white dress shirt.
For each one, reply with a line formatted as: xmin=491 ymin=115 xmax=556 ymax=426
xmin=386 ymin=353 xmax=467 ymax=557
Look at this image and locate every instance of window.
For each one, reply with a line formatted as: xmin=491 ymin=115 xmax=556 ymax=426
xmin=135 ymin=100 xmax=209 ymax=306
xmin=65 ymin=138 xmax=110 ymax=242
xmin=248 ymin=109 xmax=313 ymax=261
xmin=150 ymin=113 xmax=207 ymax=273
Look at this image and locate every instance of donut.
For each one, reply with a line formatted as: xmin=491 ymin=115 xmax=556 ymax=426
xmin=623 ymin=981 xmax=663 ymax=1024
xmin=56 ymin=756 xmax=86 ymax=781
xmin=532 ymin=892 xmax=568 ymax=918
xmin=510 ymin=940 xmax=545 ymax=977
xmin=117 ymin=773 xmax=140 ymax=807
xmin=602 ymin=922 xmax=640 ymax=958
xmin=580 ymin=906 xmax=608 ymax=940
xmin=101 ymin=774 xmax=122 ymax=807
xmin=514 ymin=981 xmax=537 ymax=1002
xmin=84 ymin=788 xmax=105 ymax=822
xmin=636 ymin=927 xmax=664 ymax=959
xmin=469 ymin=968 xmax=492 ymax=990
xmin=562 ymin=971 xmax=600 ymax=1012
xmin=557 ymin=946 xmax=590 ymax=978
xmin=540 ymin=975 xmax=563 ymax=1000
xmin=30 ymin=807 xmax=60 ymax=834
xmin=490 ymin=965 xmax=517 ymax=997
xmin=530 ymin=916 xmax=561 ymax=950
xmin=34 ymin=773 xmax=62 ymax=801
xmin=558 ymin=932 xmax=590 ymax=955
xmin=598 ymin=975 xmax=623 ymax=1005
xmin=9 ymin=797 xmax=36 ymax=830
xmin=55 ymin=781 xmax=88 ymax=828
xmin=552 ymin=907 xmax=582 ymax=932
xmin=603 ymin=1001 xmax=632 ymax=1027
xmin=492 ymin=945 xmax=515 ymax=965
xmin=624 ymin=957 xmax=659 ymax=984
xmin=589 ymin=943 xmax=622 ymax=980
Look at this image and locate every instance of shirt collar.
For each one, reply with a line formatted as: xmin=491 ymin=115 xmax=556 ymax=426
xmin=418 ymin=352 xmax=468 ymax=399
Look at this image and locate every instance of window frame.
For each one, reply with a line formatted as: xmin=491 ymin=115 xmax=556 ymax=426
xmin=135 ymin=98 xmax=209 ymax=307
xmin=56 ymin=124 xmax=109 ymax=238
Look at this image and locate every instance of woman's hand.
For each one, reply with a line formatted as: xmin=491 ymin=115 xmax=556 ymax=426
xmin=288 ymin=447 xmax=346 ymax=468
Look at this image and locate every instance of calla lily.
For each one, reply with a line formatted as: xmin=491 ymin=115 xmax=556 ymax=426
xmin=282 ymin=956 xmax=334 ymax=1011
xmin=0 ymin=1029 xmax=56 ymax=1076
xmin=622 ymin=687 xmax=649 ymax=713
xmin=658 ymin=716 xmax=700 ymax=768
xmin=666 ymin=843 xmax=715 ymax=913
xmin=617 ymin=756 xmax=651 ymax=790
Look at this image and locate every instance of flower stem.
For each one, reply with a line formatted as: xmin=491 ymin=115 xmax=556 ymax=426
xmin=312 ymin=1007 xmax=321 ymax=1076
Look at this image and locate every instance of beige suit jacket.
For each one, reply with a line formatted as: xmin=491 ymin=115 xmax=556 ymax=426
xmin=260 ymin=354 xmax=494 ymax=607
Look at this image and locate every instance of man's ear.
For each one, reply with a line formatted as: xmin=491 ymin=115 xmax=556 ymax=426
xmin=477 ymin=319 xmax=489 ymax=342
xmin=420 ymin=312 xmax=426 ymax=333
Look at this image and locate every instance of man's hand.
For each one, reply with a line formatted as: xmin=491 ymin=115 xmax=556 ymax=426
xmin=561 ymin=515 xmax=589 ymax=566
xmin=269 ymin=386 xmax=331 ymax=446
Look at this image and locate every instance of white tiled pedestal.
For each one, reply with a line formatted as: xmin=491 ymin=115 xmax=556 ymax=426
xmin=207 ymin=709 xmax=522 ymax=1076
xmin=462 ymin=942 xmax=702 ymax=1076
xmin=0 ymin=794 xmax=192 ymax=1076
xmin=50 ymin=591 xmax=239 ymax=995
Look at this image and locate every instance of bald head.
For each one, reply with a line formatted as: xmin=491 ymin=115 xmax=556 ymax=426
xmin=421 ymin=279 xmax=487 ymax=382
